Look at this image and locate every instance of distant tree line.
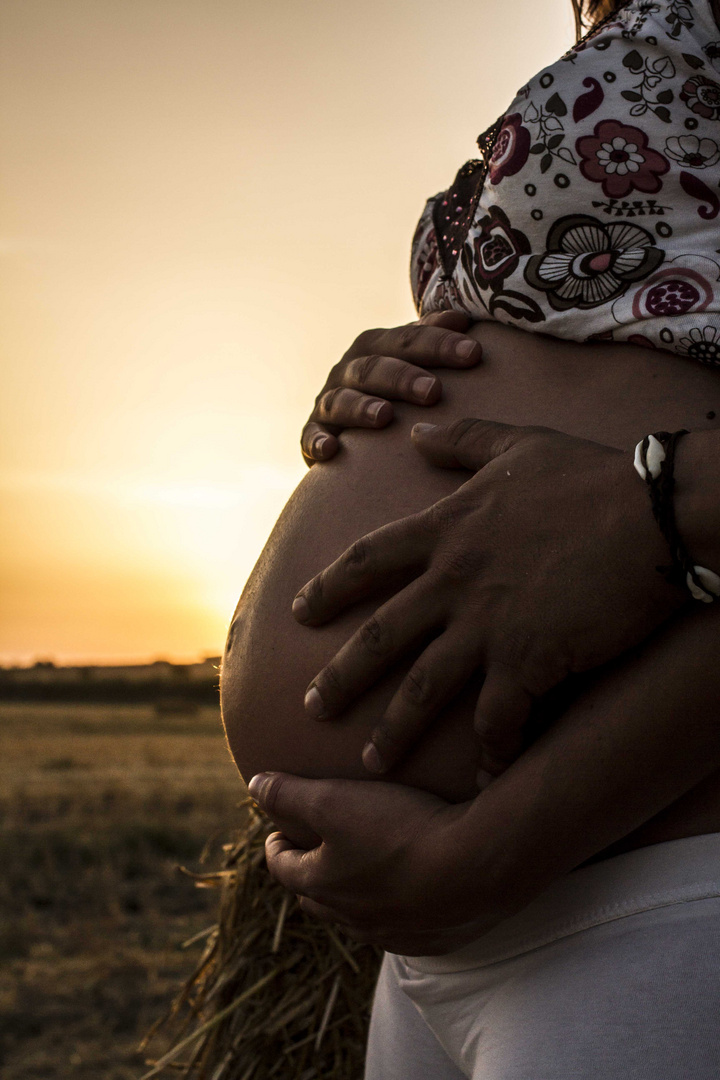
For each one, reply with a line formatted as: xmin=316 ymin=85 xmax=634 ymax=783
xmin=0 ymin=658 xmax=221 ymax=705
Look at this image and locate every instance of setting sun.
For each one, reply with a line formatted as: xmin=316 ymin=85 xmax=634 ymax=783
xmin=1 ymin=0 xmax=572 ymax=664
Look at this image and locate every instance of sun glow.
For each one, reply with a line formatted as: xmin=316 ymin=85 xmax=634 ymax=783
xmin=1 ymin=0 xmax=571 ymax=665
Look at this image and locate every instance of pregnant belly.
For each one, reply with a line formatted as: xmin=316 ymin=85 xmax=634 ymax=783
xmin=221 ymin=322 xmax=720 ymax=808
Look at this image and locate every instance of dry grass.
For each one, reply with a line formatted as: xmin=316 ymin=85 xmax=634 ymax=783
xmin=142 ymin=803 xmax=381 ymax=1080
xmin=0 ymin=702 xmax=245 ymax=1080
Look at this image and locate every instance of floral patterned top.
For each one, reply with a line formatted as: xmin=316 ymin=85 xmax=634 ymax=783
xmin=410 ymin=0 xmax=720 ymax=365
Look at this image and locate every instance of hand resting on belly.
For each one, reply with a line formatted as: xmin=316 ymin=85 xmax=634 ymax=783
xmin=221 ymin=321 xmax=720 ymax=845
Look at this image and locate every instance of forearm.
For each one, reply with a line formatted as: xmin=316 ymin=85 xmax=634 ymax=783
xmin=253 ymin=552 xmax=720 ymax=955
xmin=461 ymin=601 xmax=720 ymax=923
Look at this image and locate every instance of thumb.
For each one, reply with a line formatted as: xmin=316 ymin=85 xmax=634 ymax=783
xmin=248 ymin=772 xmax=343 ymax=849
xmin=419 ymin=310 xmax=472 ymax=333
xmin=411 ymin=418 xmax=524 ymax=471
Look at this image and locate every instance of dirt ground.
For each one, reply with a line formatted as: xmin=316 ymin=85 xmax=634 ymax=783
xmin=0 ymin=702 xmax=246 ymax=1079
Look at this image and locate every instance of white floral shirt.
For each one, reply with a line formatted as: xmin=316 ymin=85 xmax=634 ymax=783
xmin=411 ymin=0 xmax=720 ymax=364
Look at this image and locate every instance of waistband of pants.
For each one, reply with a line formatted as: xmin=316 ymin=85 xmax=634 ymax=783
xmin=405 ymin=832 xmax=720 ymax=974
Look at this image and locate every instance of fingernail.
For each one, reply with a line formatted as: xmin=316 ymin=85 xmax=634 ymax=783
xmin=476 ymin=768 xmax=494 ymax=792
xmin=412 ymin=376 xmax=436 ymax=402
xmin=411 ymin=422 xmax=437 ymax=437
xmin=304 ymin=686 xmax=327 ymax=719
xmin=456 ymin=339 xmax=478 ymax=361
xmin=292 ymin=595 xmax=310 ymax=623
xmin=367 ymin=400 xmax=388 ymax=422
xmin=312 ymin=433 xmax=331 ymax=458
xmin=362 ymin=741 xmax=385 ymax=773
xmin=248 ymin=772 xmax=272 ymax=800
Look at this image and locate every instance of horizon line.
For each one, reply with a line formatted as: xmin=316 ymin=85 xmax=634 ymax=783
xmin=0 ymin=653 xmax=222 ymax=670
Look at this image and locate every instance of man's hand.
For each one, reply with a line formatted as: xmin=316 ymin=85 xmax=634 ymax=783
xmin=248 ymin=771 xmax=500 ymax=955
xmin=293 ymin=418 xmax=687 ymax=777
xmin=301 ymin=312 xmax=482 ymax=465
xmin=251 ymin=601 xmax=720 ymax=952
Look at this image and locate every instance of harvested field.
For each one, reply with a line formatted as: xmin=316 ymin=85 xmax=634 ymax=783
xmin=0 ymin=702 xmax=245 ymax=1080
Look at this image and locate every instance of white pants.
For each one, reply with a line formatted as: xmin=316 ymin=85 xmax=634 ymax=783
xmin=365 ymin=833 xmax=720 ymax=1079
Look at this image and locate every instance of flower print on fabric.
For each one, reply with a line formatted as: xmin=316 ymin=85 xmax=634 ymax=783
xmin=465 ymin=206 xmax=531 ymax=290
xmin=412 ymin=225 xmax=440 ymax=310
xmin=460 ymin=208 xmax=546 ymax=323
xmin=525 ymin=215 xmax=664 ymax=311
xmin=677 ymin=326 xmax=720 ymax=365
xmin=410 ymin=200 xmax=440 ymax=312
xmin=664 ymin=135 xmax=720 ymax=168
xmin=620 ymin=50 xmax=675 ymax=125
xmin=612 ymin=255 xmax=720 ymax=324
xmin=572 ymin=77 xmax=605 ymax=123
xmin=524 ymin=94 xmax=577 ymax=173
xmin=703 ymin=41 xmax=720 ymax=73
xmin=620 ymin=2 xmax=661 ymax=39
xmin=488 ymin=115 xmax=531 ymax=184
xmin=665 ymin=0 xmax=694 ymax=39
xmin=680 ymin=170 xmax=720 ymax=219
xmin=577 ymin=120 xmax=670 ymax=197
xmin=680 ymin=75 xmax=720 ymax=120
xmin=627 ymin=333 xmax=658 ymax=348
xmin=410 ymin=0 xmax=720 ymax=361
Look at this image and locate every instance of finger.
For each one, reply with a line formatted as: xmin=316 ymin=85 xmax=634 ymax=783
xmin=304 ymin=576 xmax=442 ymax=721
xmin=249 ymin=772 xmax=344 ymax=839
xmin=313 ymin=386 xmax=394 ymax=430
xmin=292 ymin=515 xmax=430 ymax=626
xmin=342 ymin=355 xmax=442 ymax=406
xmin=411 ymin=418 xmax=528 ymax=471
xmin=264 ymin=832 xmax=324 ymax=895
xmin=371 ymin=322 xmax=482 ymax=369
xmin=474 ymin=664 xmax=533 ymax=776
xmin=301 ymin=421 xmax=339 ymax=464
xmin=265 ymin=829 xmax=298 ymax=860
xmin=419 ymin=310 xmax=472 ymax=333
xmin=363 ymin=629 xmax=483 ymax=773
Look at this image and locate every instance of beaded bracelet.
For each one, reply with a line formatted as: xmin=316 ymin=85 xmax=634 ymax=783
xmin=633 ymin=430 xmax=720 ymax=604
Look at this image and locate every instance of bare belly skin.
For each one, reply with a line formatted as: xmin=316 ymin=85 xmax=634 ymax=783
xmin=221 ymin=322 xmax=720 ymax=847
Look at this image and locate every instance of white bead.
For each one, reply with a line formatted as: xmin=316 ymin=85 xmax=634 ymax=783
xmin=645 ymin=434 xmax=666 ymax=479
xmin=694 ymin=565 xmax=720 ymax=598
xmin=633 ymin=440 xmax=647 ymax=480
xmin=686 ymin=573 xmax=714 ymax=602
xmin=633 ymin=434 xmax=718 ymax=604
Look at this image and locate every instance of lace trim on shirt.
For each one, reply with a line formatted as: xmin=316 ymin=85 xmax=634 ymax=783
xmin=431 ymin=116 xmax=504 ymax=279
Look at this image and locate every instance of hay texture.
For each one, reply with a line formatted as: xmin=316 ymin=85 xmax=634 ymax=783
xmin=141 ymin=799 xmax=382 ymax=1079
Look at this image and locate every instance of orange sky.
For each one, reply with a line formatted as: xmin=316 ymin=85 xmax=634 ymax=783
xmin=1 ymin=0 xmax=572 ymax=665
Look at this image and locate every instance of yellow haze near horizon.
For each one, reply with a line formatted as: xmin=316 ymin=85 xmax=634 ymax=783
xmin=1 ymin=0 xmax=572 ymax=665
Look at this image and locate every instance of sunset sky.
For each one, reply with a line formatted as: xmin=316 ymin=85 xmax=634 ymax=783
xmin=1 ymin=0 xmax=572 ymax=665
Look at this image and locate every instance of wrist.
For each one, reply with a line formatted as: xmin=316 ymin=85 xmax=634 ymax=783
xmin=610 ymin=446 xmax=689 ymax=611
xmin=447 ymin=791 xmax=550 ymax=927
xmin=674 ymin=431 xmax=720 ymax=574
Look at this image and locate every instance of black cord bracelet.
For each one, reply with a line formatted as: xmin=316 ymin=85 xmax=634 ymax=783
xmin=633 ymin=430 xmax=720 ymax=603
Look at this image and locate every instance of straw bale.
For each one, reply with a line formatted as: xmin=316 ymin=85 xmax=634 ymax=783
xmin=142 ymin=800 xmax=382 ymax=1079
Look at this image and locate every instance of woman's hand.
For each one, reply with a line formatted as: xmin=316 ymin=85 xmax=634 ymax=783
xmin=293 ymin=418 xmax=688 ymax=777
xmin=248 ymin=771 xmax=500 ymax=955
xmin=301 ymin=311 xmax=483 ymax=466
xmin=253 ymin=599 xmax=720 ymax=951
